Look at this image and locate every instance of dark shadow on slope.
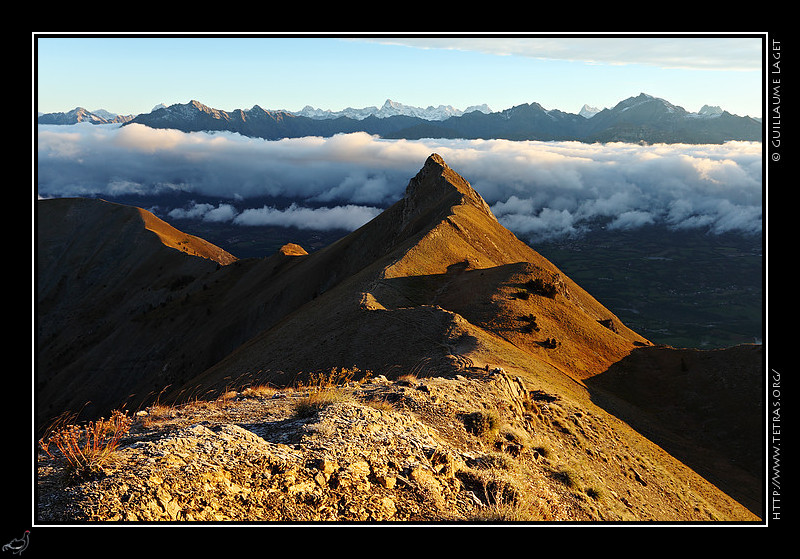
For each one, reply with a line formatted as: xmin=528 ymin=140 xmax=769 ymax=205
xmin=584 ymin=344 xmax=764 ymax=518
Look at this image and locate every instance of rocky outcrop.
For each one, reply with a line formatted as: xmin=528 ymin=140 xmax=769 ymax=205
xmin=37 ymin=370 xmax=759 ymax=523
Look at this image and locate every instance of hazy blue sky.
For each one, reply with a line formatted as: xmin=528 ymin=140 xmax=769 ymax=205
xmin=34 ymin=33 xmax=765 ymax=118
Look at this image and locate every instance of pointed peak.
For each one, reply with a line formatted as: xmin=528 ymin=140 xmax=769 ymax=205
xmin=424 ymin=153 xmax=448 ymax=168
xmin=401 ymin=154 xmax=497 ymax=225
xmin=405 ymin=153 xmax=466 ymax=199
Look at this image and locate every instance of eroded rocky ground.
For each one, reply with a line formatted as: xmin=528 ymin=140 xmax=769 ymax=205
xmin=36 ymin=368 xmax=758 ymax=524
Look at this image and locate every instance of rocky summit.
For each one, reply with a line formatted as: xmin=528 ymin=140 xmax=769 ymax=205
xmin=35 ymin=154 xmax=763 ymax=525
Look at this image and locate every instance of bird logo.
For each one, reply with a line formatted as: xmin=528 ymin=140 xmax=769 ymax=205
xmin=2 ymin=531 xmax=29 ymax=555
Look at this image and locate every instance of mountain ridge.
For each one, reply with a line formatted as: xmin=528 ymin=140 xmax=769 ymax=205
xmin=37 ymin=107 xmax=135 ymax=125
xmin=38 ymin=93 xmax=762 ymax=144
xmin=186 ymin=154 xmax=651 ymax=392
xmin=37 ymin=153 xmax=646 ymax=423
xmin=294 ymin=98 xmax=493 ymax=121
xmin=35 ymin=154 xmax=763 ymax=521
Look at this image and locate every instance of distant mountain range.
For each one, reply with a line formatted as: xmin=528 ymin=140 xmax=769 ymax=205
xmin=38 ymin=93 xmax=763 ymax=144
xmin=294 ymin=98 xmax=493 ymax=121
xmin=37 ymin=106 xmax=136 ymax=125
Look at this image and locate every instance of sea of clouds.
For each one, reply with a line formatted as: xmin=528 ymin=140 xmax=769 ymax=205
xmin=36 ymin=123 xmax=763 ymax=242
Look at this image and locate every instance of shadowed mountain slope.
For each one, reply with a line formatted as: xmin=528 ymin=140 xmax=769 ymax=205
xmin=37 ymin=198 xmax=237 ymax=426
xmin=585 ymin=343 xmax=764 ymax=516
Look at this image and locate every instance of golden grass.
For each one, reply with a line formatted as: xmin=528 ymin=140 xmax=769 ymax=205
xmin=137 ymin=403 xmax=177 ymax=427
xmin=240 ymin=384 xmax=278 ymax=399
xmin=294 ymin=388 xmax=355 ymax=418
xmin=292 ymin=367 xmax=369 ymax=417
xmin=461 ymin=462 xmax=548 ymax=522
xmin=364 ymin=396 xmax=396 ymax=413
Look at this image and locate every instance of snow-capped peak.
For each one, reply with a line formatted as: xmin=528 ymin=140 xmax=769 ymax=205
xmin=698 ymin=105 xmax=724 ymax=116
xmin=292 ymin=99 xmax=492 ymax=121
xmin=579 ymin=104 xmax=601 ymax=118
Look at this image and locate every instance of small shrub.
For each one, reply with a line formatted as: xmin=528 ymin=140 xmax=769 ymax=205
xmin=498 ymin=425 xmax=531 ymax=454
xmin=586 ymin=487 xmax=603 ymax=500
xmin=541 ymin=337 xmax=559 ymax=349
xmin=524 ymin=278 xmax=557 ymax=298
xmin=531 ymin=445 xmax=550 ymax=459
xmin=519 ymin=313 xmax=540 ymax=333
xmin=529 ymin=390 xmax=558 ymax=403
xmin=463 ymin=410 xmax=501 ymax=439
xmin=597 ymin=318 xmax=617 ymax=333
xmin=522 ymin=397 xmax=542 ymax=417
xmin=39 ymin=410 xmax=133 ymax=478
xmin=550 ymin=466 xmax=578 ymax=488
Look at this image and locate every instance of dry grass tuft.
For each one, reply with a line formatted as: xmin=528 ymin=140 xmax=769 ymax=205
xmin=240 ymin=384 xmax=278 ymax=399
xmin=292 ymin=367 xmax=366 ymax=418
xmin=294 ymin=388 xmax=354 ymax=418
xmin=462 ymin=465 xmax=546 ymax=522
xmin=137 ymin=403 xmax=178 ymax=427
xmin=364 ymin=396 xmax=396 ymax=413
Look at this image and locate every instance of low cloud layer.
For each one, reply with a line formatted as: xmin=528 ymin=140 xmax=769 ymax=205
xmin=168 ymin=201 xmax=381 ymax=231
xmin=37 ymin=123 xmax=763 ymax=240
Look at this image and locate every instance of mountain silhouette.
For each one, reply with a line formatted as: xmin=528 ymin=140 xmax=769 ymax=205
xmin=114 ymin=94 xmax=761 ymax=144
